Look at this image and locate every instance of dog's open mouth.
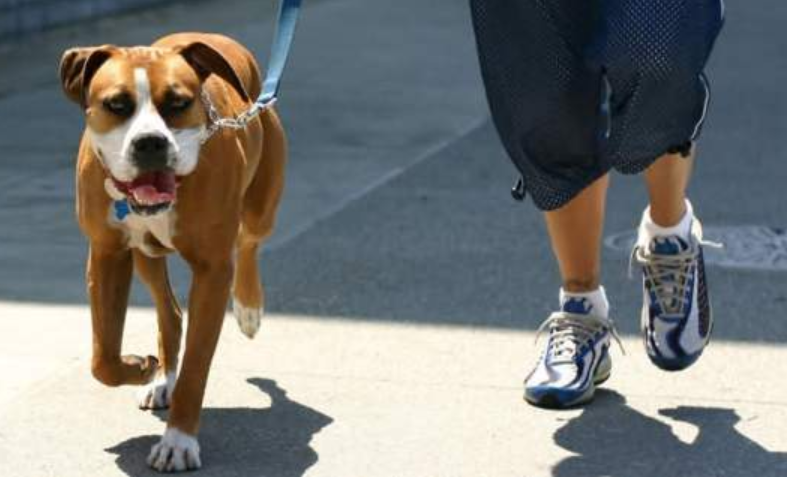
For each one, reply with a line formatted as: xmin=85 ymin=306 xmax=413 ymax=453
xmin=113 ymin=170 xmax=178 ymax=216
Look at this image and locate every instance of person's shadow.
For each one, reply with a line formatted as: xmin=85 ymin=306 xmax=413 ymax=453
xmin=106 ymin=378 xmax=333 ymax=477
xmin=553 ymin=390 xmax=787 ymax=477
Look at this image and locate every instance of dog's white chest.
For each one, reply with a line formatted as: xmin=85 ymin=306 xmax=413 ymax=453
xmin=105 ymin=179 xmax=177 ymax=256
xmin=125 ymin=211 xmax=176 ymax=253
xmin=109 ymin=206 xmax=177 ymax=257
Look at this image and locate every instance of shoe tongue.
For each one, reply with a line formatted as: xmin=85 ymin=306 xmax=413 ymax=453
xmin=561 ymin=297 xmax=593 ymax=315
xmin=650 ymin=235 xmax=689 ymax=255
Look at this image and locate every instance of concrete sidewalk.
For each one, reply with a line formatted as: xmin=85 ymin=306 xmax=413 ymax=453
xmin=1 ymin=0 xmax=786 ymax=476
xmin=1 ymin=303 xmax=786 ymax=477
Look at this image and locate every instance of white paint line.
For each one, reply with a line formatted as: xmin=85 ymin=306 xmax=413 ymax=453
xmin=606 ymin=226 xmax=787 ymax=272
xmin=266 ymin=117 xmax=488 ymax=251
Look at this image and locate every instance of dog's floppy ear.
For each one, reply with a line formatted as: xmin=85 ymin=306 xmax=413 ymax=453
xmin=177 ymin=41 xmax=252 ymax=102
xmin=59 ymin=46 xmax=115 ymax=106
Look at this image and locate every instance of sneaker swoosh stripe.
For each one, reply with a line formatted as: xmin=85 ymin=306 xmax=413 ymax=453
xmin=574 ymin=337 xmax=604 ymax=391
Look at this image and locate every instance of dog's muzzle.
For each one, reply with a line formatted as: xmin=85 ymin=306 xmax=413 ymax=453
xmin=132 ymin=134 xmax=171 ymax=172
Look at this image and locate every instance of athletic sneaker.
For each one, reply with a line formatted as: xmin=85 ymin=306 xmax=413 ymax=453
xmin=633 ymin=218 xmax=714 ymax=371
xmin=524 ymin=298 xmax=621 ymax=409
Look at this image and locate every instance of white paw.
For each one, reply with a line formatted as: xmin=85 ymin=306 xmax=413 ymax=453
xmin=233 ymin=300 xmax=263 ymax=339
xmin=137 ymin=371 xmax=176 ymax=410
xmin=147 ymin=428 xmax=201 ymax=472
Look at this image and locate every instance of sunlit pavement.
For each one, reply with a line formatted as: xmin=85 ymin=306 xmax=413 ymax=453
xmin=1 ymin=303 xmax=786 ymax=476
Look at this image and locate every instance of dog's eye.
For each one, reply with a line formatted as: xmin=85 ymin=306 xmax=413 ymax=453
xmin=103 ymin=95 xmax=135 ymax=117
xmin=162 ymin=95 xmax=193 ymax=116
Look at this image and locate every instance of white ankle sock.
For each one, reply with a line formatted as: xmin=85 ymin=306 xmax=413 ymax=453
xmin=560 ymin=286 xmax=610 ymax=318
xmin=637 ymin=199 xmax=694 ymax=248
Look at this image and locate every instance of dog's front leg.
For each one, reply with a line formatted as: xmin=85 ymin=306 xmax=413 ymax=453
xmin=88 ymin=244 xmax=159 ymax=386
xmin=133 ymin=251 xmax=183 ymax=410
xmin=147 ymin=258 xmax=233 ymax=472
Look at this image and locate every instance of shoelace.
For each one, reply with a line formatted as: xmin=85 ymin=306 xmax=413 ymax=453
xmin=630 ymin=235 xmax=722 ymax=316
xmin=535 ymin=312 xmax=625 ymax=364
xmin=633 ymin=242 xmax=696 ymax=315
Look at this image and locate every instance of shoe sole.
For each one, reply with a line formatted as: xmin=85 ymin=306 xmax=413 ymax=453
xmin=523 ymin=367 xmax=611 ymax=410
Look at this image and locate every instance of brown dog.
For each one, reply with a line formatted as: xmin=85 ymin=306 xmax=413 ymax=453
xmin=59 ymin=32 xmax=286 ymax=472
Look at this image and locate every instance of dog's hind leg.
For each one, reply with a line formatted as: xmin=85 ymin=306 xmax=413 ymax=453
xmin=133 ymin=251 xmax=183 ymax=409
xmin=232 ymin=110 xmax=287 ymax=339
xmin=88 ymin=246 xmax=159 ymax=387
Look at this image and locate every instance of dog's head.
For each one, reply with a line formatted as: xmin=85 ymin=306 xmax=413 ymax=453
xmin=60 ymin=42 xmax=249 ymax=214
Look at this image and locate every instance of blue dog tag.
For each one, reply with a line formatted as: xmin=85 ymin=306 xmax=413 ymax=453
xmin=114 ymin=200 xmax=130 ymax=221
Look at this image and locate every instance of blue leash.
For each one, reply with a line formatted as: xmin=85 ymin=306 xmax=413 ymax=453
xmin=199 ymin=0 xmax=302 ymax=142
xmin=257 ymin=0 xmax=302 ymax=108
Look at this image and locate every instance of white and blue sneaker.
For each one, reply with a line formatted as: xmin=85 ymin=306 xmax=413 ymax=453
xmin=524 ymin=294 xmax=622 ymax=409
xmin=633 ymin=214 xmax=715 ymax=371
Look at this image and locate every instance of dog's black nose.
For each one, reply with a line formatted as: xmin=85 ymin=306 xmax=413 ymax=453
xmin=132 ymin=135 xmax=169 ymax=170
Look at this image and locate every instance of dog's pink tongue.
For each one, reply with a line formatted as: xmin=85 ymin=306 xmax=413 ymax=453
xmin=131 ymin=185 xmax=174 ymax=204
xmin=129 ymin=171 xmax=176 ymax=205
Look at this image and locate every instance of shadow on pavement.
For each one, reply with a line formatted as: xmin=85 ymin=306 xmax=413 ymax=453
xmin=260 ymin=122 xmax=787 ymax=344
xmin=105 ymin=378 xmax=333 ymax=477
xmin=552 ymin=390 xmax=787 ymax=477
xmin=1 ymin=0 xmax=786 ymax=347
xmin=4 ymin=121 xmax=786 ymax=346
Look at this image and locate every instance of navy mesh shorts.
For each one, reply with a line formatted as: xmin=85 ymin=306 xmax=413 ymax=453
xmin=470 ymin=0 xmax=725 ymax=210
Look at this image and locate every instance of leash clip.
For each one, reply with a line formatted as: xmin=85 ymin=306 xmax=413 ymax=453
xmin=198 ymin=0 xmax=300 ymax=145
xmin=199 ymin=90 xmax=277 ymax=144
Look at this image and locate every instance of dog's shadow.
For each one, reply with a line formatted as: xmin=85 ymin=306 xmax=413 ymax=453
xmin=106 ymin=378 xmax=333 ymax=477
